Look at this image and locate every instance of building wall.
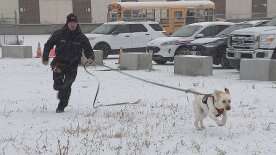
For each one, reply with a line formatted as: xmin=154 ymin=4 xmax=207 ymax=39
xmin=0 ymin=0 xmax=18 ymax=23
xmin=226 ymin=0 xmax=252 ymax=19
xmin=0 ymin=0 xmax=275 ymax=24
xmin=39 ymin=0 xmax=72 ymax=24
xmin=91 ymin=0 xmax=112 ymax=23
xmin=267 ymin=0 xmax=276 ymax=17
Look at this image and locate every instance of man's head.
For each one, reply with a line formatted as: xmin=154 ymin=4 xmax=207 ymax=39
xmin=66 ymin=13 xmax=78 ymax=31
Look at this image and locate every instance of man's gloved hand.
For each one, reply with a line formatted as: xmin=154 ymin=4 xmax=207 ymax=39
xmin=86 ymin=58 xmax=95 ymax=65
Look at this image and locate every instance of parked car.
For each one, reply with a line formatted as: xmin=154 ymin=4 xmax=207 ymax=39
xmin=180 ymin=20 xmax=269 ymax=68
xmin=147 ymin=21 xmax=233 ymax=64
xmin=226 ymin=17 xmax=276 ymax=69
xmin=86 ymin=21 xmax=165 ymax=58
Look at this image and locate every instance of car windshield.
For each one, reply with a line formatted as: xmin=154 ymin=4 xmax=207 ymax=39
xmin=265 ymin=17 xmax=276 ymax=26
xmin=91 ymin=24 xmax=118 ymax=34
xmin=216 ymin=24 xmax=252 ymax=37
xmin=171 ymin=25 xmax=202 ymax=37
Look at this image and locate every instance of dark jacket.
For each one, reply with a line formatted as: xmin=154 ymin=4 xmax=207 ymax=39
xmin=43 ymin=24 xmax=94 ymax=66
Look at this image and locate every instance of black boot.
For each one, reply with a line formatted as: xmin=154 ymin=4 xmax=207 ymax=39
xmin=56 ymin=105 xmax=65 ymax=113
xmin=56 ymin=101 xmax=67 ymax=113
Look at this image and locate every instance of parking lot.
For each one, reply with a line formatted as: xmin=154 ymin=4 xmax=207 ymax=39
xmin=0 ymin=57 xmax=276 ymax=154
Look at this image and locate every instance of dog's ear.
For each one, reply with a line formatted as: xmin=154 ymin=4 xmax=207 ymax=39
xmin=224 ymin=88 xmax=230 ymax=94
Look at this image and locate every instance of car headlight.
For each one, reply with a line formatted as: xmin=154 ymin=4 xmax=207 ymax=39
xmin=204 ymin=39 xmax=225 ymax=47
xmin=260 ymin=34 xmax=276 ymax=49
xmin=160 ymin=40 xmax=177 ymax=46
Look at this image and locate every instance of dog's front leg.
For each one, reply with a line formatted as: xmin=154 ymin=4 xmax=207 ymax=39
xmin=208 ymin=111 xmax=221 ymax=125
xmin=206 ymin=102 xmax=221 ymax=125
xmin=194 ymin=120 xmax=201 ymax=130
xmin=208 ymin=112 xmax=227 ymax=126
xmin=218 ymin=112 xmax=227 ymax=126
xmin=199 ymin=120 xmax=205 ymax=129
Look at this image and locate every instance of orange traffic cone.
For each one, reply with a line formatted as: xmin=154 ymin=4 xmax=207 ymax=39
xmin=49 ymin=48 xmax=56 ymax=58
xmin=35 ymin=42 xmax=42 ymax=58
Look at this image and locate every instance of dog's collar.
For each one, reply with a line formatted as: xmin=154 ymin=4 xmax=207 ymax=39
xmin=215 ymin=108 xmax=224 ymax=117
xmin=202 ymin=95 xmax=224 ymax=117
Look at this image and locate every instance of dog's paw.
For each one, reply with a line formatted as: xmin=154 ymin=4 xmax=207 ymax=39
xmin=196 ymin=128 xmax=203 ymax=130
xmin=195 ymin=126 xmax=205 ymax=130
xmin=217 ymin=122 xmax=225 ymax=126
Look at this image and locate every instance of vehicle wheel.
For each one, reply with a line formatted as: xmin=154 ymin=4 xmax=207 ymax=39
xmin=221 ymin=55 xmax=233 ymax=69
xmin=175 ymin=46 xmax=201 ymax=56
xmin=272 ymin=49 xmax=276 ymax=59
xmin=94 ymin=43 xmax=111 ymax=59
xmin=154 ymin=60 xmax=167 ymax=64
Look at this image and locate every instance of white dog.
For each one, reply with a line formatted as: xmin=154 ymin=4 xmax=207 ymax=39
xmin=193 ymin=88 xmax=231 ymax=130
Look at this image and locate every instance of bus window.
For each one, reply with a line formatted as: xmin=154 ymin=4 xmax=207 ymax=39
xmin=139 ymin=9 xmax=147 ymax=20
xmin=132 ymin=10 xmax=140 ymax=20
xmin=206 ymin=9 xmax=214 ymax=21
xmin=196 ymin=10 xmax=206 ymax=22
xmin=111 ymin=12 xmax=118 ymax=21
xmin=186 ymin=9 xmax=196 ymax=24
xmin=175 ymin=11 xmax=183 ymax=20
xmin=160 ymin=9 xmax=169 ymax=24
xmin=146 ymin=9 xmax=155 ymax=21
xmin=123 ymin=10 xmax=131 ymax=21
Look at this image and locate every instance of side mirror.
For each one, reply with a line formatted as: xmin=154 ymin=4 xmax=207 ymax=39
xmin=195 ymin=33 xmax=204 ymax=38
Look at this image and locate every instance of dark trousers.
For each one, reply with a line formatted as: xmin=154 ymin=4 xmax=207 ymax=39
xmin=53 ymin=67 xmax=77 ymax=110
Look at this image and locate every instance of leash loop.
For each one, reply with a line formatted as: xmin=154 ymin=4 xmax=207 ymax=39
xmin=83 ymin=62 xmax=141 ymax=108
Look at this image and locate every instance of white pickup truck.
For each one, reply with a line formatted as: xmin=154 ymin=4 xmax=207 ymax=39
xmin=226 ymin=18 xmax=276 ymax=69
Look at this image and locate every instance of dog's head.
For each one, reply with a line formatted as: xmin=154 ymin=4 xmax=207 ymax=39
xmin=213 ymin=88 xmax=231 ymax=111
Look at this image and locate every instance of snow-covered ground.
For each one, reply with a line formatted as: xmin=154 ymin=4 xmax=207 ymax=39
xmin=0 ymin=35 xmax=276 ymax=154
xmin=1 ymin=56 xmax=276 ymax=155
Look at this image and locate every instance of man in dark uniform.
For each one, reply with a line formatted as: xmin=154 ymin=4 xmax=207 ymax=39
xmin=42 ymin=13 xmax=94 ymax=113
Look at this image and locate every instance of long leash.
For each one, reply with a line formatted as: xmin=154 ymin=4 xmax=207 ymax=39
xmin=101 ymin=64 xmax=211 ymax=96
xmin=83 ymin=63 xmax=140 ymax=108
xmin=83 ymin=62 xmax=211 ymax=108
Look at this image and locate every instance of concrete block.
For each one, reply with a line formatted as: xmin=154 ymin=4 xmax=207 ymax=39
xmin=81 ymin=50 xmax=103 ymax=66
xmin=269 ymin=60 xmax=276 ymax=81
xmin=174 ymin=55 xmax=213 ymax=76
xmin=1 ymin=45 xmax=32 ymax=58
xmin=119 ymin=52 xmax=152 ymax=70
xmin=240 ymin=59 xmax=271 ymax=81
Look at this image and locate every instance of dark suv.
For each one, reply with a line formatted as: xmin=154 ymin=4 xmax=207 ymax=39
xmin=178 ymin=20 xmax=269 ymax=68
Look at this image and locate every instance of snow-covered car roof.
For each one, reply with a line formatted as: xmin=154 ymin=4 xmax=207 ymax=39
xmin=104 ymin=21 xmax=160 ymax=25
xmin=238 ymin=20 xmax=270 ymax=26
xmin=231 ymin=26 xmax=276 ymax=35
xmin=189 ymin=21 xmax=234 ymax=27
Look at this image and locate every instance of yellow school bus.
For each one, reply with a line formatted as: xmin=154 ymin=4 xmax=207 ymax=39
xmin=107 ymin=1 xmax=215 ymax=34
